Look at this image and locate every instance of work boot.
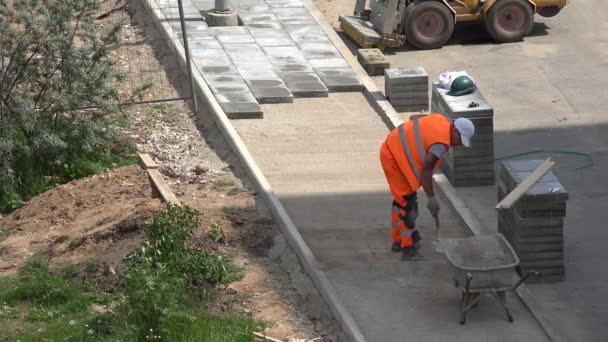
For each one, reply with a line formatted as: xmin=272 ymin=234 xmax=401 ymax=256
xmin=400 ymin=246 xmax=417 ymax=261
xmin=391 ymin=242 xmax=402 ymax=253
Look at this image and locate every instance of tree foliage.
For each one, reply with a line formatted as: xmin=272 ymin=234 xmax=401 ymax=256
xmin=0 ymin=0 xmax=125 ymax=211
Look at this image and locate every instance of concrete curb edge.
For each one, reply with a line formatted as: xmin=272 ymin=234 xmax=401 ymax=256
xmin=133 ymin=1 xmax=367 ymax=341
xmin=304 ymin=2 xmax=566 ymax=341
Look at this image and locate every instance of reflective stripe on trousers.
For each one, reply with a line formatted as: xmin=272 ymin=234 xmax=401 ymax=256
xmin=391 ymin=200 xmax=418 ymax=248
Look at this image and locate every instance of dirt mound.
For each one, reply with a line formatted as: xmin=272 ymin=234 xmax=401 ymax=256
xmin=0 ymin=165 xmax=164 ymax=276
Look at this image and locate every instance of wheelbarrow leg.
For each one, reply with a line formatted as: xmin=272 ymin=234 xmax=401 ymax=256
xmin=460 ymin=273 xmax=473 ymax=325
xmin=492 ymin=291 xmax=513 ymax=322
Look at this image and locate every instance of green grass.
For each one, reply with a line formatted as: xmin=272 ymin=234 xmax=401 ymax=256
xmin=0 ymin=138 xmax=138 ymax=214
xmin=0 ymin=206 xmax=257 ymax=341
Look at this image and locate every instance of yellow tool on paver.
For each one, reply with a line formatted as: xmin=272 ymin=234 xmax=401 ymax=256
xmin=339 ymin=0 xmax=569 ymax=50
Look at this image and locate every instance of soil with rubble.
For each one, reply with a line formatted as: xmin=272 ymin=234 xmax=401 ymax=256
xmin=0 ymin=2 xmax=341 ymax=340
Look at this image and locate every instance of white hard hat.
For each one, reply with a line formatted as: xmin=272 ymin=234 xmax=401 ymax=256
xmin=454 ymin=118 xmax=475 ymax=148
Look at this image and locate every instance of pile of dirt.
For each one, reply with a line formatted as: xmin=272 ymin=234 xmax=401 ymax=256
xmin=0 ymin=165 xmax=164 ymax=276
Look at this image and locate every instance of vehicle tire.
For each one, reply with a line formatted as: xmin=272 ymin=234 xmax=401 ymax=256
xmin=405 ymin=1 xmax=454 ymax=50
xmin=537 ymin=6 xmax=562 ymax=18
xmin=485 ymin=0 xmax=535 ymax=43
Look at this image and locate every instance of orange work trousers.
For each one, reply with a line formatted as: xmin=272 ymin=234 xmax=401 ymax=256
xmin=380 ymin=142 xmax=421 ymax=248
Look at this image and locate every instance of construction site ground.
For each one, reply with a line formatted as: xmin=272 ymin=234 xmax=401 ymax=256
xmin=315 ymin=0 xmax=608 ymax=341
xmin=232 ymin=93 xmax=547 ymax=341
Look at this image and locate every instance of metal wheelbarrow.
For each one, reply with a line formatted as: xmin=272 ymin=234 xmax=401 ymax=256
xmin=440 ymin=233 xmax=538 ymax=325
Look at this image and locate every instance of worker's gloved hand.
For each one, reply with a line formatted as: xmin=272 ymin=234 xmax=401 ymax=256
xmin=427 ymin=196 xmax=440 ymax=218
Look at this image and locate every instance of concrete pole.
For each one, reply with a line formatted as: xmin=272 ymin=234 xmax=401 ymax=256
xmin=215 ymin=0 xmax=229 ymax=12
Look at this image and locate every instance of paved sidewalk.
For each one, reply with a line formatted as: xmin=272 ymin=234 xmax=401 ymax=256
xmin=232 ymin=92 xmax=547 ymax=341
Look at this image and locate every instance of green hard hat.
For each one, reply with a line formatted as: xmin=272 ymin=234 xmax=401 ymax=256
xmin=447 ymin=75 xmax=476 ymax=96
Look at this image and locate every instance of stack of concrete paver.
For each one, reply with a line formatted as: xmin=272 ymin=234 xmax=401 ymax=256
xmin=432 ymin=82 xmax=495 ymax=187
xmin=497 ymin=160 xmax=568 ymax=283
xmin=385 ymin=68 xmax=429 ymax=113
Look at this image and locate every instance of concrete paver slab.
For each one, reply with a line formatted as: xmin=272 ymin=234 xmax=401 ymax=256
xmin=299 ymin=41 xmax=342 ymax=59
xmin=307 ymin=58 xmax=350 ymax=68
xmin=216 ymin=34 xmax=256 ymax=44
xmin=280 ymin=72 xmax=328 ymax=97
xmin=226 ymin=50 xmax=268 ymax=61
xmin=222 ymin=43 xmax=264 ymax=52
xmin=209 ymin=26 xmax=250 ymax=36
xmin=314 ymin=67 xmax=364 ymax=92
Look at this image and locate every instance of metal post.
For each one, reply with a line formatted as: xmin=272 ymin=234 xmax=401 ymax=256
xmin=215 ymin=0 xmax=229 ymax=12
xmin=354 ymin=0 xmax=367 ymax=16
xmin=176 ymin=0 xmax=198 ymax=113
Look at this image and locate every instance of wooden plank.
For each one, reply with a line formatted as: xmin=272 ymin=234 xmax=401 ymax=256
xmin=252 ymin=332 xmax=284 ymax=342
xmin=138 ymin=153 xmax=159 ymax=170
xmin=148 ymin=169 xmax=181 ymax=206
xmin=496 ymin=159 xmax=556 ymax=210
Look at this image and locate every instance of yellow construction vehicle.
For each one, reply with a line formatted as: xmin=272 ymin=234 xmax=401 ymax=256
xmin=339 ymin=0 xmax=569 ymax=50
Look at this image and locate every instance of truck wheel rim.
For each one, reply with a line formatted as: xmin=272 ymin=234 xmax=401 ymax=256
xmin=498 ymin=5 xmax=526 ymax=32
xmin=416 ymin=11 xmax=444 ymax=39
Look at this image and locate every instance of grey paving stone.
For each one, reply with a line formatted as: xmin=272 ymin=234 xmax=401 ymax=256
xmin=190 ymin=48 xmax=229 ymax=59
xmin=387 ymin=91 xmax=428 ymax=99
xmin=284 ymin=25 xmax=329 ymax=42
xmin=280 ymin=72 xmax=328 ymax=97
xmin=203 ymin=74 xmax=246 ymax=84
xmin=222 ymin=43 xmax=263 ymax=52
xmin=188 ymin=39 xmax=223 ymax=49
xmin=500 ymin=208 xmax=564 ymax=229
xmin=453 ymin=146 xmax=494 ymax=158
xmin=226 ymin=50 xmax=268 ymax=61
xmin=388 ymin=83 xmax=429 ymax=92
xmin=246 ymin=21 xmax=285 ymax=30
xmin=278 ymin=15 xmax=317 ymax=25
xmin=237 ymin=3 xmax=271 ymax=14
xmin=215 ymin=92 xmax=258 ymax=104
xmin=193 ymin=57 xmax=233 ymax=67
xmin=308 ymin=58 xmax=349 ymax=69
xmin=209 ymin=26 xmax=250 ymax=36
xmin=215 ymin=92 xmax=263 ymax=119
xmin=248 ymin=84 xmax=294 ymax=103
xmin=177 ymin=29 xmax=215 ymax=40
xmin=249 ymin=29 xmax=295 ymax=46
xmin=314 ymin=67 xmax=364 ymax=92
xmin=385 ymin=68 xmax=428 ymax=85
xmin=217 ymin=34 xmax=256 ymax=44
xmin=233 ymin=59 xmax=275 ymax=70
xmin=389 ymin=97 xmax=429 ymax=106
xmin=220 ymin=102 xmax=264 ymax=119
xmin=263 ymin=46 xmax=310 ymax=69
xmin=299 ymin=41 xmax=342 ymax=59
xmin=238 ymin=12 xmax=279 ymax=23
xmin=392 ymin=105 xmax=428 ymax=113
xmin=209 ymin=83 xmax=251 ymax=94
xmin=273 ymin=63 xmax=313 ymax=73
xmin=239 ymin=69 xmax=282 ymax=81
xmin=266 ymin=0 xmax=304 ymax=8
xmin=271 ymin=7 xmax=310 ymax=17
xmin=171 ymin=21 xmax=209 ymax=33
xmin=197 ymin=65 xmax=239 ymax=75
xmin=444 ymin=100 xmax=494 ymax=118
xmin=357 ymin=48 xmax=390 ymax=76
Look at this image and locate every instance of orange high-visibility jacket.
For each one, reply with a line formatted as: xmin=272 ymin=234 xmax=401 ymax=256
xmin=385 ymin=113 xmax=452 ymax=190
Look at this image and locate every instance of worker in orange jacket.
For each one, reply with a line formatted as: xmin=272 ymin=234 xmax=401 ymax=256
xmin=380 ymin=113 xmax=475 ymax=260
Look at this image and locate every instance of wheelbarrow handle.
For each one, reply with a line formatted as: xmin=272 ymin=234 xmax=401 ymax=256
xmin=511 ymin=270 xmax=540 ymax=291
